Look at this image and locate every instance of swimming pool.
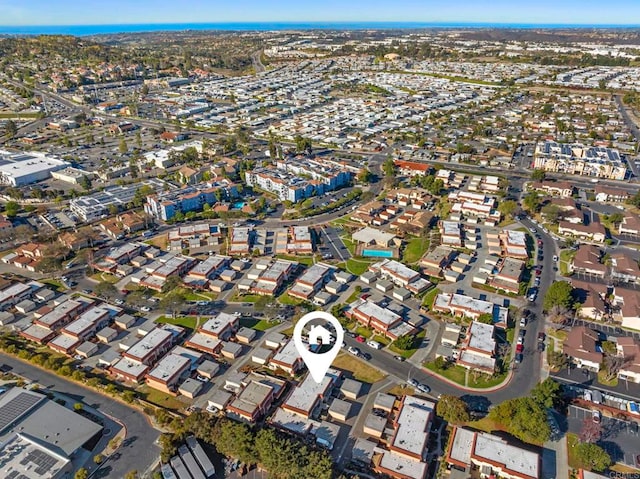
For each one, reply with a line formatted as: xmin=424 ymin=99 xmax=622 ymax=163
xmin=362 ymin=249 xmax=393 ymax=258
xmin=232 ymin=202 xmax=246 ymax=209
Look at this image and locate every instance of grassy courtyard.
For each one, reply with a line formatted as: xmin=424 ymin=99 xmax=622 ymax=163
xmin=333 ymin=353 xmax=386 ymax=384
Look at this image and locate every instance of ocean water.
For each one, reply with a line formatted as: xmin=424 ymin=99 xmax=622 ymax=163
xmin=0 ymin=22 xmax=639 ymax=36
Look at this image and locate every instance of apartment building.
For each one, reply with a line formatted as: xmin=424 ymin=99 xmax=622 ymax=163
xmin=563 ymin=326 xmax=602 ymax=371
xmin=499 ymin=230 xmax=528 ymax=259
xmin=447 ymin=427 xmax=540 ymax=479
xmin=534 ymin=141 xmax=628 ymax=180
xmin=571 ymin=245 xmax=606 ymax=278
xmin=345 ymin=298 xmax=415 ymax=340
xmin=433 ymin=293 xmax=508 ymax=326
xmin=456 ymin=321 xmax=496 ymax=373
xmin=144 ymin=181 xmax=238 ymax=221
xmin=558 ymin=221 xmax=607 ymax=243
xmin=245 ymin=157 xmax=353 ymax=202
xmin=289 ymin=263 xmax=333 ymax=300
xmin=375 ymin=395 xmax=435 ymax=479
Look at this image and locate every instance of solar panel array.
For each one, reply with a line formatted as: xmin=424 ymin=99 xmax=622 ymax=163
xmin=7 ymin=471 xmax=31 ymax=479
xmin=20 ymin=449 xmax=58 ymax=475
xmin=0 ymin=392 xmax=42 ymax=433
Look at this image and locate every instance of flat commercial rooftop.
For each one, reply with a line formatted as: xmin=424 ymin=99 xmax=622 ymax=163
xmin=474 ymin=432 xmax=539 ymax=478
xmin=378 ymin=450 xmax=428 ymax=479
xmin=270 ymin=339 xmax=301 ymax=367
xmin=147 ymin=353 xmax=191 ymax=383
xmin=0 ymin=433 xmax=70 ymax=479
xmin=126 ymin=327 xmax=173 ymax=362
xmin=0 ymin=388 xmax=102 ymax=457
xmin=467 ymin=321 xmax=496 ymax=353
xmin=391 ymin=396 xmax=434 ymax=458
xmin=283 ymin=369 xmax=339 ymax=416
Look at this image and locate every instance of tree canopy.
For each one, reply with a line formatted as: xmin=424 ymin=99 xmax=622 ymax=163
xmin=436 ymin=395 xmax=470 ymax=425
xmin=543 ymin=281 xmax=576 ymax=312
xmin=573 ymin=442 xmax=611 ymax=472
xmin=488 ymin=396 xmax=551 ymax=444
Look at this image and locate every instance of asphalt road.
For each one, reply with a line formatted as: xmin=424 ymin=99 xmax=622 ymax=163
xmin=0 ymin=352 xmax=160 ymax=478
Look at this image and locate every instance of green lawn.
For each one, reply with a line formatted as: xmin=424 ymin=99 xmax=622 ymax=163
xmin=403 ymin=236 xmax=430 ymax=264
xmin=90 ymin=273 xmax=119 ymax=284
xmin=333 ymin=353 xmax=386 ymax=384
xmin=355 ymin=326 xmax=373 ymax=339
xmin=156 ymin=315 xmax=199 ymax=330
xmin=275 ymin=254 xmax=314 ymax=266
xmin=345 ymin=258 xmax=375 ymax=276
xmin=421 ymin=287 xmax=439 ymax=309
xmin=278 ymin=293 xmax=304 ymax=306
xmin=341 ymin=237 xmax=357 ymax=256
xmin=389 ymin=329 xmax=426 ymax=359
xmin=345 ymin=289 xmax=362 ymax=305
xmin=468 ymin=370 xmax=508 ymax=388
xmin=372 ymin=335 xmax=392 ymax=347
xmin=597 ymin=369 xmax=619 ymax=387
xmin=559 ymin=250 xmax=575 ymax=276
xmin=182 ymin=290 xmax=218 ymax=301
xmin=138 ymin=385 xmax=186 ymax=411
xmin=42 ymin=279 xmax=65 ymax=291
xmin=567 ymin=433 xmax=580 ymax=469
xmin=239 ymin=317 xmax=276 ymax=332
xmin=425 ymin=361 xmax=467 ymax=385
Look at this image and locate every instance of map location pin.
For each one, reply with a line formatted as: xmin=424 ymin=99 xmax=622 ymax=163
xmin=293 ymin=311 xmax=344 ymax=384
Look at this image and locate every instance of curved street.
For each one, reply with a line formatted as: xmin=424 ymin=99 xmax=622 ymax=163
xmin=0 ymin=352 xmax=160 ymax=479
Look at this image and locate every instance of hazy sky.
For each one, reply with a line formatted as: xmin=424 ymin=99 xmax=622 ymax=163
xmin=1 ymin=0 xmax=639 ymax=26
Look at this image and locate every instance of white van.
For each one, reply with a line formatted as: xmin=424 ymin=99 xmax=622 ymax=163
xmin=367 ymin=340 xmax=382 ymax=350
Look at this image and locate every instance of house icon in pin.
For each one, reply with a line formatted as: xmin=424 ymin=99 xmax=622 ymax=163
xmin=308 ymin=325 xmax=331 ymax=345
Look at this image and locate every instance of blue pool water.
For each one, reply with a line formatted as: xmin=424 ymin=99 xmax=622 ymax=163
xmin=362 ymin=249 xmax=393 ymax=258
xmin=232 ymin=202 xmax=246 ymax=209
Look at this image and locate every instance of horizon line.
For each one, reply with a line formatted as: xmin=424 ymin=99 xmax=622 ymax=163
xmin=2 ymin=20 xmax=640 ymax=28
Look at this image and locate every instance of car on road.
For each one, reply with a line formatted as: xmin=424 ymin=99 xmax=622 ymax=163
xmin=360 ymin=352 xmax=372 ymax=361
xmin=367 ymin=340 xmax=382 ymax=349
xmin=348 ymin=346 xmax=361 ymax=356
xmin=537 ymin=342 xmax=545 ymax=352
xmin=515 ymin=353 xmax=523 ymax=363
xmin=394 ymin=355 xmax=406 ymax=362
xmin=196 ymin=375 xmax=209 ymax=382
xmin=417 ymin=383 xmax=431 ymax=394
xmin=535 ymin=269 xmax=542 ymax=276
xmin=372 ymin=408 xmax=387 ymax=418
xmin=141 ymin=306 xmax=151 ymax=312
xmin=520 ymin=317 xmax=527 ymax=327
xmin=592 ymin=410 xmax=601 ymax=423
xmin=355 ymin=335 xmax=366 ymax=343
xmin=360 ymin=294 xmax=371 ymax=300
xmin=408 ymin=378 xmax=419 ymax=388
xmin=82 ymin=289 xmax=92 ymax=294
xmin=516 ymin=344 xmax=524 ymax=354
xmin=537 ymin=239 xmax=543 ymax=246
xmin=538 ymin=332 xmax=545 ymax=342
xmin=346 ymin=331 xmax=357 ymax=338
xmin=531 ymin=228 xmax=537 ymax=233
xmin=553 ymin=255 xmax=558 ymax=262
xmin=534 ymin=277 xmax=541 ymax=287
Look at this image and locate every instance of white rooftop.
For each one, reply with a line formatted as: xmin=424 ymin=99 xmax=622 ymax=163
xmin=126 ymin=327 xmax=173 ymax=362
xmin=474 ymin=432 xmax=540 ymax=478
xmin=147 ymin=353 xmax=190 ymax=382
xmin=270 ymin=339 xmax=301 ymax=367
xmin=467 ymin=321 xmax=496 ymax=353
xmin=283 ymin=369 xmax=339 ymax=416
xmin=391 ymin=395 xmax=434 ymax=458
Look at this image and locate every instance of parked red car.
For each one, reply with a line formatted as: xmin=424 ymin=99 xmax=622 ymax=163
xmin=516 ymin=344 xmax=524 ymax=354
xmin=355 ymin=335 xmax=366 ymax=343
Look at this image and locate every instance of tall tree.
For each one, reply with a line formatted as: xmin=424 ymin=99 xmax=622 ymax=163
xmin=4 ymin=119 xmax=17 ymax=138
xmin=436 ymin=395 xmax=470 ymax=424
xmin=573 ymin=442 xmax=611 ymax=472
xmin=543 ymin=281 xmax=575 ymax=312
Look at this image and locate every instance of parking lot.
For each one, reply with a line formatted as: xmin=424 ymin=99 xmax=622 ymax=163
xmin=568 ymin=405 xmax=640 ymax=468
